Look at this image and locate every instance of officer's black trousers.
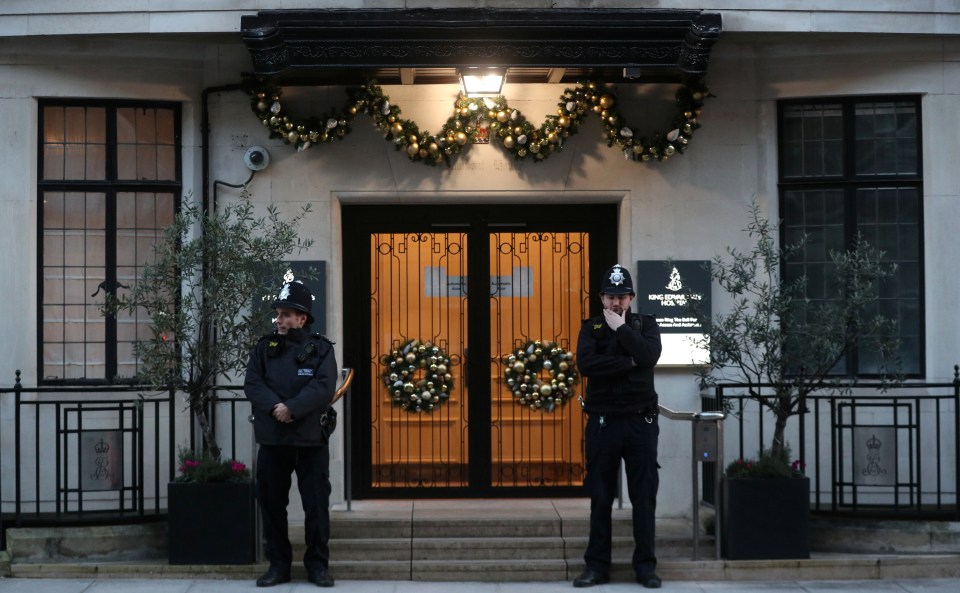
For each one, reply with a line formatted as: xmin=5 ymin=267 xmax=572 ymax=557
xmin=256 ymin=444 xmax=331 ymax=573
xmin=583 ymin=412 xmax=659 ymax=576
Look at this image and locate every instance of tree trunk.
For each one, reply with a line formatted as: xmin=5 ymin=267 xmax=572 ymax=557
xmin=191 ymin=393 xmax=222 ymax=460
xmin=770 ymin=391 xmax=793 ymax=461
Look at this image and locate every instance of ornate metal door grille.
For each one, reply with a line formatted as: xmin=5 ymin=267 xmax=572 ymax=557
xmin=489 ymin=232 xmax=589 ymax=487
xmin=371 ymin=232 xmax=469 ymax=488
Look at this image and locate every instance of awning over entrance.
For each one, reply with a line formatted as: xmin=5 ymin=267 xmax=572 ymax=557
xmin=241 ymin=8 xmax=722 ymax=86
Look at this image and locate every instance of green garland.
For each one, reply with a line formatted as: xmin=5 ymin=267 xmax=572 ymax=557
xmin=381 ymin=339 xmax=453 ymax=414
xmin=503 ymin=340 xmax=579 ymax=413
xmin=246 ymin=79 xmax=712 ymax=167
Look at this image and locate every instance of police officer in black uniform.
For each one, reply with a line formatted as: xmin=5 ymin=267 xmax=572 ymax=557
xmin=573 ymin=264 xmax=663 ymax=589
xmin=245 ymin=280 xmax=338 ymax=588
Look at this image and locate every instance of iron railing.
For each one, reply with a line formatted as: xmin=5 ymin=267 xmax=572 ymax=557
xmin=0 ymin=371 xmax=252 ymax=528
xmin=702 ymin=365 xmax=960 ymax=520
xmin=0 ymin=367 xmax=354 ymax=543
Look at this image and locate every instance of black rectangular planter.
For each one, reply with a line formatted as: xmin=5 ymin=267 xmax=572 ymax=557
xmin=721 ymin=476 xmax=810 ymax=560
xmin=167 ymin=481 xmax=256 ymax=565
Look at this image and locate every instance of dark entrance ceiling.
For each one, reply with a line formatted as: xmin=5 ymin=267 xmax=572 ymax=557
xmin=241 ymin=8 xmax=722 ymax=86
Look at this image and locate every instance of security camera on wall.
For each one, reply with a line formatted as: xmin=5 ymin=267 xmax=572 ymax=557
xmin=243 ymin=145 xmax=270 ymax=171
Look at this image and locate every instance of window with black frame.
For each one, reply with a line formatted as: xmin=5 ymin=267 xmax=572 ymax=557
xmin=778 ymin=98 xmax=923 ymax=376
xmin=38 ymin=100 xmax=181 ymax=383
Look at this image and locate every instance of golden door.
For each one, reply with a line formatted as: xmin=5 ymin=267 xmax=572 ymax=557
xmin=369 ymin=230 xmax=590 ymax=490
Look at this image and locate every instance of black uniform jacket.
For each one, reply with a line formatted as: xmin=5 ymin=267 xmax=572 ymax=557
xmin=576 ymin=310 xmax=662 ymax=414
xmin=244 ymin=328 xmax=338 ymax=447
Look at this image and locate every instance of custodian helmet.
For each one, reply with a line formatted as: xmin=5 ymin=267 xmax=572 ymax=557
xmin=272 ymin=280 xmax=315 ymax=325
xmin=600 ymin=264 xmax=635 ymax=296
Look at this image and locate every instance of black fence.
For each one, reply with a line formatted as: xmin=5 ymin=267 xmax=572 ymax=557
xmin=4 ymin=366 xmax=959 ymax=543
xmin=703 ymin=365 xmax=960 ymax=520
xmin=0 ymin=370 xmax=252 ymax=539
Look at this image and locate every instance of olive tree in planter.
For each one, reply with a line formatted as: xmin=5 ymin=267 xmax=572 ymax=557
xmin=103 ymin=191 xmax=313 ymax=564
xmin=690 ymin=198 xmax=901 ymax=559
xmin=105 ymin=191 xmax=313 ymax=458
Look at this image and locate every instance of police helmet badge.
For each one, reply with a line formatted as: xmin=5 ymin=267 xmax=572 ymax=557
xmin=608 ymin=265 xmax=626 ymax=287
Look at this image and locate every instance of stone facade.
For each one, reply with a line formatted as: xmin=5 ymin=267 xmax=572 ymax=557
xmin=1 ymin=2 xmax=958 ymax=520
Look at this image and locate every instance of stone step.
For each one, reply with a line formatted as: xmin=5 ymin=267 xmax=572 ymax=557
xmin=324 ymin=534 xmax=714 ymax=563
xmin=328 ymin=512 xmax=683 ymax=539
xmin=412 ymin=536 xmax=565 ymax=561
xmin=810 ymin=516 xmax=960 ymax=554
xmin=411 ymin=559 xmax=568 ymax=582
xmin=4 ymin=523 xmax=167 ymax=564
xmin=8 ymin=513 xmax=959 ymax=583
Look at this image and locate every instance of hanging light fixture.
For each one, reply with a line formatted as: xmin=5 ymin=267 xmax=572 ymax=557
xmin=458 ymin=67 xmax=507 ymax=97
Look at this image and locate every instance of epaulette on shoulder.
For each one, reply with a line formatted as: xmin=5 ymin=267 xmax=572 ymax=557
xmin=312 ymin=332 xmax=335 ymax=345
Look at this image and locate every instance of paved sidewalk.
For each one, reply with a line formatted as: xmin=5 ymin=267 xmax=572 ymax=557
xmin=2 ymin=578 xmax=960 ymax=592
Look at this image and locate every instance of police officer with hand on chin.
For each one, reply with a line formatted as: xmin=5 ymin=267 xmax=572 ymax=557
xmin=245 ymin=279 xmax=338 ymax=588
xmin=574 ymin=264 xmax=663 ymax=589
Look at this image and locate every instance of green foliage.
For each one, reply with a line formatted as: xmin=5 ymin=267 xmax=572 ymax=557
xmin=102 ymin=190 xmax=313 ymax=458
xmin=176 ymin=448 xmax=251 ymax=483
xmin=690 ymin=197 xmax=901 ymax=461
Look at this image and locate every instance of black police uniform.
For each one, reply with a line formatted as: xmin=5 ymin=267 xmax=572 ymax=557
xmin=576 ymin=275 xmax=663 ymax=582
xmin=245 ymin=325 xmax=337 ymax=582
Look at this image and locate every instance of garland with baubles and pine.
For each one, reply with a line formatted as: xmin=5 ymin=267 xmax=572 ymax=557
xmin=246 ymin=78 xmax=712 ymax=167
xmin=503 ymin=340 xmax=579 ymax=413
xmin=381 ymin=339 xmax=453 ymax=413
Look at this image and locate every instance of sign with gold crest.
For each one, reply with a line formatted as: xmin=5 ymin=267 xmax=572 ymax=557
xmin=636 ymin=260 xmax=711 ymax=366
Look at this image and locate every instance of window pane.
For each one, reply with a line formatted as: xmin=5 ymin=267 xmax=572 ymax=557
xmin=44 ymin=106 xmax=66 ymax=142
xmin=45 ymin=106 xmax=107 ymax=181
xmin=117 ymin=108 xmax=136 ymax=143
xmin=157 ymin=145 xmax=177 ymax=180
xmin=117 ymin=145 xmax=136 ymax=179
xmin=64 ymin=144 xmax=87 ymax=179
xmin=156 ymin=109 xmax=175 ymax=144
xmin=137 ymin=145 xmax=158 ymax=179
xmin=65 ymin=107 xmax=86 ymax=143
xmin=854 ymin=102 xmax=918 ymax=176
xmin=781 ymin=104 xmax=843 ymax=179
xmin=897 ymin=262 xmax=921 ymax=299
xmin=784 ymin=191 xmax=804 ymax=221
xmin=117 ymin=107 xmax=177 ymax=181
xmin=823 ymin=139 xmax=843 ymax=175
xmin=86 ymin=108 xmax=106 ymax=143
xmin=43 ymin=145 xmax=66 ymax=179
xmin=87 ymin=144 xmax=106 ymax=179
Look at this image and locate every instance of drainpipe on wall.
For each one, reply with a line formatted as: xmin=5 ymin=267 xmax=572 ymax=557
xmin=201 ymin=83 xmax=244 ymax=215
xmin=198 ymin=82 xmax=245 ymax=460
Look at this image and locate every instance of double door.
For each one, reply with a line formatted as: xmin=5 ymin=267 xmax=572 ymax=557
xmin=342 ymin=204 xmax=616 ymax=497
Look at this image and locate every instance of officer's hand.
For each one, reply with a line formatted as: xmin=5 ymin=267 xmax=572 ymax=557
xmin=272 ymin=403 xmax=293 ymax=423
xmin=603 ymin=308 xmax=626 ymax=331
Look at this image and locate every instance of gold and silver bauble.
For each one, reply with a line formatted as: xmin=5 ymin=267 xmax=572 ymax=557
xmin=381 ymin=339 xmax=454 ymax=413
xmin=502 ymin=340 xmax=579 ymax=413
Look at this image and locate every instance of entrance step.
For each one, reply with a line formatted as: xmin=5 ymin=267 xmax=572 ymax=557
xmin=319 ymin=508 xmax=712 ymax=580
xmin=5 ymin=502 xmax=960 ymax=582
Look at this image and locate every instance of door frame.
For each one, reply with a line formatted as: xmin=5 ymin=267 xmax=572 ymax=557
xmin=341 ymin=203 xmax=618 ymax=498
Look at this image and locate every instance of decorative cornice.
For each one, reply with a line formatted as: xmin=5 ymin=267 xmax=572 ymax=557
xmin=242 ymin=8 xmax=722 ymax=85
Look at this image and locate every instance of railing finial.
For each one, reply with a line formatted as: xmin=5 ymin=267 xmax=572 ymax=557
xmin=954 ymin=364 xmax=959 ymax=385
